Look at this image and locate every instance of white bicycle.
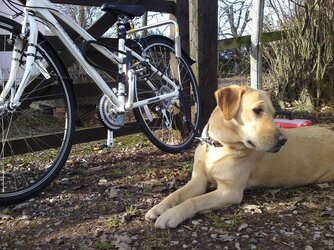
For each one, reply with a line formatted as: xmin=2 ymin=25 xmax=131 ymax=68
xmin=0 ymin=0 xmax=200 ymax=204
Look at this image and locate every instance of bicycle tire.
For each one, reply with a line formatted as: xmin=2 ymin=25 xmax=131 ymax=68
xmin=0 ymin=16 xmax=75 ymax=205
xmin=133 ymin=36 xmax=201 ymax=153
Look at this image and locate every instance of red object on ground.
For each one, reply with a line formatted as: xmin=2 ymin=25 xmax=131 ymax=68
xmin=274 ymin=118 xmax=313 ymax=129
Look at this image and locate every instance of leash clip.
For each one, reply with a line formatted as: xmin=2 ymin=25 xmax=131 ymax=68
xmin=196 ymin=136 xmax=208 ymax=145
xmin=196 ymin=136 xmax=224 ymax=147
xmin=196 ymin=123 xmax=224 ymax=147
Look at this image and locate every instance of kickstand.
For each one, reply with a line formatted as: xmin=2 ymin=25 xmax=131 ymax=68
xmin=106 ymin=129 xmax=114 ymax=147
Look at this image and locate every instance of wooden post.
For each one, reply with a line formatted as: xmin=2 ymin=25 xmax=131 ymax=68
xmin=189 ymin=0 xmax=218 ymax=129
xmin=174 ymin=0 xmax=189 ymax=55
xmin=250 ymin=0 xmax=265 ymax=90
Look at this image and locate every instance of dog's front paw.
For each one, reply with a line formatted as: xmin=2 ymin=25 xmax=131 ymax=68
xmin=154 ymin=208 xmax=187 ymax=229
xmin=145 ymin=202 xmax=171 ymax=221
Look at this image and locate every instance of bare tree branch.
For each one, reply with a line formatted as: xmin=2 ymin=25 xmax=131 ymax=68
xmin=219 ymin=0 xmax=252 ymax=38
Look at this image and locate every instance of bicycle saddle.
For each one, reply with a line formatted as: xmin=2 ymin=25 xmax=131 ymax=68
xmin=101 ymin=3 xmax=146 ymax=18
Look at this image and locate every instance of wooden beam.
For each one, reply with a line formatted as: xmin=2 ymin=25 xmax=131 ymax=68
xmin=218 ymin=31 xmax=284 ymax=51
xmin=73 ymin=124 xmax=142 ymax=144
xmin=18 ymin=0 xmax=175 ymax=14
xmin=55 ymin=12 xmax=118 ymax=69
xmin=1 ymin=31 xmax=285 ymax=53
xmin=189 ymin=0 xmax=218 ymax=129
xmin=1 ymin=123 xmax=142 ymax=157
xmin=175 ymin=0 xmax=190 ymax=55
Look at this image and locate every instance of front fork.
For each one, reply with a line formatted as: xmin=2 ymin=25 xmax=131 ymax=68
xmin=0 ymin=9 xmax=38 ymax=110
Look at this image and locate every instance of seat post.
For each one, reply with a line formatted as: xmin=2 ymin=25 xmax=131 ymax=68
xmin=117 ymin=15 xmax=128 ymax=41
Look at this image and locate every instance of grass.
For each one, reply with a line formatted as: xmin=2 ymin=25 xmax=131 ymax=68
xmin=125 ymin=205 xmax=137 ymax=216
xmin=206 ymin=212 xmax=246 ymax=232
xmin=123 ymin=190 xmax=135 ymax=198
xmin=102 ymin=217 xmax=125 ymax=229
xmin=206 ymin=213 xmax=230 ymax=230
xmin=142 ymin=231 xmax=171 ymax=249
xmin=3 ymin=149 xmax=57 ymax=167
xmin=95 ymin=242 xmax=115 ymax=250
xmin=308 ymin=213 xmax=329 ymax=225
xmin=69 ymin=133 xmax=152 ymax=157
xmin=112 ymin=133 xmax=151 ymax=151
xmin=179 ymin=163 xmax=193 ymax=175
xmin=1 ymin=208 xmax=11 ymax=214
xmin=106 ymin=168 xmax=126 ymax=178
xmin=1 ymin=133 xmax=152 ymax=174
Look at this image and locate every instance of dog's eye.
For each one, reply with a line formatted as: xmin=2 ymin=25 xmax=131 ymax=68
xmin=253 ymin=107 xmax=264 ymax=115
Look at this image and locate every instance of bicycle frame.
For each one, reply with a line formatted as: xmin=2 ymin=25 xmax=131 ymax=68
xmin=2 ymin=0 xmax=182 ymax=113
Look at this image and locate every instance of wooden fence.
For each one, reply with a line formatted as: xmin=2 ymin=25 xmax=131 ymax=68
xmin=218 ymin=31 xmax=284 ymax=51
xmin=0 ymin=1 xmax=285 ymax=154
xmin=0 ymin=0 xmax=219 ymax=153
xmin=217 ymin=31 xmax=284 ymax=78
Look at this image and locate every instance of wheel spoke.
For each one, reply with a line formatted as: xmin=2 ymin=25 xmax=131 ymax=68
xmin=0 ymin=16 xmax=74 ymax=204
xmin=134 ymin=37 xmax=200 ymax=153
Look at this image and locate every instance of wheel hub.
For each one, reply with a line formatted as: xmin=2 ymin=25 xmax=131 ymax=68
xmin=159 ymin=85 xmax=174 ymax=108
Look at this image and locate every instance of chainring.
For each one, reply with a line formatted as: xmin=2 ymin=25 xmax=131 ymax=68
xmin=97 ymin=95 xmax=125 ymax=130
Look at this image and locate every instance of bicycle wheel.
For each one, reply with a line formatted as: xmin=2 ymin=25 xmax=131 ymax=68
xmin=133 ymin=36 xmax=200 ymax=153
xmin=0 ymin=16 xmax=75 ymax=205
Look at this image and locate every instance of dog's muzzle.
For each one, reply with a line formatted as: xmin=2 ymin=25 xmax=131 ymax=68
xmin=267 ymin=133 xmax=287 ymax=153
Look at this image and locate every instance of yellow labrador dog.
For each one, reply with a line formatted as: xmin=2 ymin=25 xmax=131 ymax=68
xmin=145 ymin=85 xmax=334 ymax=229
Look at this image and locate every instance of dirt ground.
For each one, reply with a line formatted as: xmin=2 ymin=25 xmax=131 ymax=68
xmin=1 ymin=125 xmax=334 ymax=249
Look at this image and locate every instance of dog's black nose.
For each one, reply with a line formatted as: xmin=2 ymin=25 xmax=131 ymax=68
xmin=268 ymin=133 xmax=287 ymax=153
xmin=278 ymin=133 xmax=287 ymax=146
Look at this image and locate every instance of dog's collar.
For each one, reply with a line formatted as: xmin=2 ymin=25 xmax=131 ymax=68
xmin=197 ymin=123 xmax=224 ymax=147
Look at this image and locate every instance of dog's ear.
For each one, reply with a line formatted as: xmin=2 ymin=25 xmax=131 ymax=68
xmin=215 ymin=86 xmax=247 ymax=120
xmin=261 ymin=87 xmax=271 ymax=98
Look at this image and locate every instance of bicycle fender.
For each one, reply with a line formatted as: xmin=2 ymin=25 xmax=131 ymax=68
xmin=139 ymin=35 xmax=195 ymax=65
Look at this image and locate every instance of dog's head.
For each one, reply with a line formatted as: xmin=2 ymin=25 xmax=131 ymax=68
xmin=212 ymin=85 xmax=287 ymax=153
